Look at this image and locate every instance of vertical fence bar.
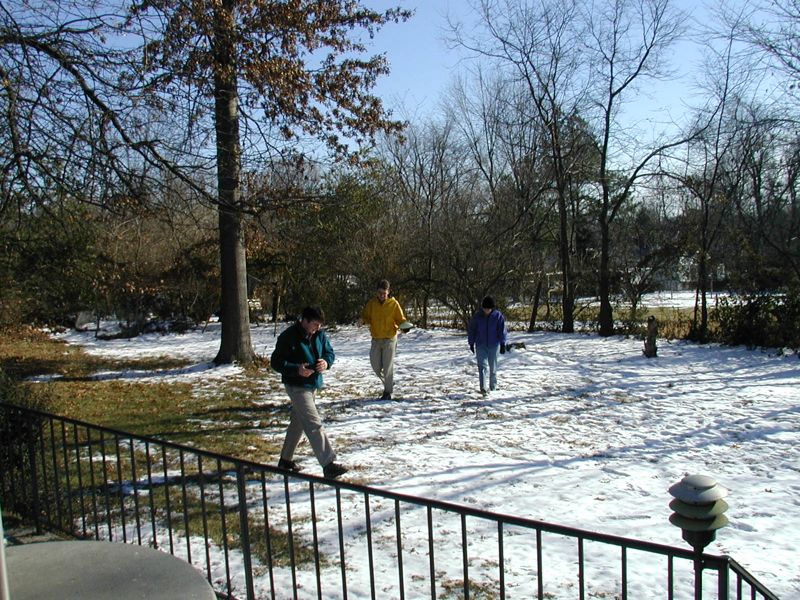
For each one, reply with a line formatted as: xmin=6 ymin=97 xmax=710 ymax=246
xmin=12 ymin=413 xmax=25 ymax=519
xmin=668 ymin=555 xmax=675 ymax=600
xmin=461 ymin=513 xmax=469 ymax=600
xmin=26 ymin=418 xmax=41 ymax=534
xmin=694 ymin=551 xmax=703 ymax=600
xmin=8 ymin=410 xmax=22 ymax=515
xmin=98 ymin=431 xmax=113 ymax=540
xmin=283 ymin=474 xmax=298 ymax=600
xmin=337 ymin=487 xmax=348 ymax=600
xmin=197 ymin=456 xmax=212 ymax=585
xmin=235 ymin=464 xmax=256 ymax=600
xmin=536 ymin=528 xmax=543 ymax=600
xmin=37 ymin=418 xmax=50 ymax=529
xmin=621 ymin=546 xmax=628 ymax=600
xmin=59 ymin=421 xmax=74 ymax=535
xmin=114 ymin=435 xmax=127 ymax=543
xmin=85 ymin=427 xmax=100 ymax=540
xmin=578 ymin=537 xmax=585 ymax=600
xmin=72 ymin=423 xmax=87 ymax=537
xmin=161 ymin=445 xmax=174 ymax=553
xmin=718 ymin=558 xmax=730 ymax=600
xmin=1 ymin=505 xmax=10 ymax=600
xmin=308 ymin=482 xmax=322 ymax=600
xmin=48 ymin=418 xmax=63 ymax=530
xmin=217 ymin=458 xmax=233 ymax=598
xmin=258 ymin=471 xmax=276 ymax=600
xmin=129 ymin=437 xmax=142 ymax=545
xmin=365 ymin=493 xmax=376 ymax=600
xmin=427 ymin=506 xmax=435 ymax=600
xmin=144 ymin=441 xmax=158 ymax=548
xmin=0 ymin=406 xmax=6 ymax=502
xmin=13 ymin=422 xmax=21 ymax=508
xmin=10 ymin=408 xmax=20 ymax=509
xmin=179 ymin=450 xmax=192 ymax=564
xmin=498 ymin=521 xmax=505 ymax=600
xmin=395 ymin=498 xmax=404 ymax=600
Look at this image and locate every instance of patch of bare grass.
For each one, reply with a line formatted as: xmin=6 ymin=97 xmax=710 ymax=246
xmin=0 ymin=326 xmax=285 ymax=463
xmin=0 ymin=325 xmax=192 ymax=379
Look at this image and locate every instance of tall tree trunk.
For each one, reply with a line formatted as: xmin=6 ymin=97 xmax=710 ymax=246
xmin=558 ymin=195 xmax=575 ymax=333
xmin=689 ymin=249 xmax=710 ymax=343
xmin=212 ymin=0 xmax=255 ymax=365
xmin=528 ymin=278 xmax=543 ymax=332
xmin=697 ymin=252 xmax=710 ymax=341
xmin=423 ymin=250 xmax=432 ymax=328
xmin=598 ymin=211 xmax=614 ymax=336
xmin=215 ymin=206 xmax=255 ymax=363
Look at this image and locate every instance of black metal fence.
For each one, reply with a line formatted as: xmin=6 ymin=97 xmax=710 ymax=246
xmin=0 ymin=402 xmax=779 ymax=600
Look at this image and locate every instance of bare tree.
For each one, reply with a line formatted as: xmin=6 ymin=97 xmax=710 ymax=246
xmin=614 ymin=199 xmax=684 ymax=319
xmin=719 ymin=0 xmax=800 ymax=286
xmin=451 ymin=0 xmax=696 ymax=335
xmin=449 ymin=0 xmax=594 ymax=333
xmin=720 ymin=101 xmax=800 ymax=289
xmin=447 ymin=70 xmax=557 ymax=326
xmin=672 ymin=30 xmax=756 ymax=340
xmin=725 ymin=0 xmax=800 ymax=90
xmin=582 ymin=0 xmax=689 ymax=335
xmin=378 ymin=118 xmax=468 ymax=326
xmin=0 ymin=1 xmax=173 ymax=213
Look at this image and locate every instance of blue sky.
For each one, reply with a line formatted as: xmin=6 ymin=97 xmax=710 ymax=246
xmin=360 ymin=0 xmax=730 ymax=134
xmin=363 ymin=1 xmax=473 ymax=118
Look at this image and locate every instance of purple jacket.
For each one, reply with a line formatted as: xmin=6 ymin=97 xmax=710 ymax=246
xmin=468 ymin=309 xmax=508 ymax=348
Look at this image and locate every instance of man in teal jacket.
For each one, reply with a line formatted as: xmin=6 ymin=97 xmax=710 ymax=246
xmin=271 ymin=306 xmax=347 ymax=479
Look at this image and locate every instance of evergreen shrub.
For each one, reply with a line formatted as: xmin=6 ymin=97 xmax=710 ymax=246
xmin=713 ymin=290 xmax=800 ymax=351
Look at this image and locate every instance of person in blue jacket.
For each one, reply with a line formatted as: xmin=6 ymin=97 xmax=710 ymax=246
xmin=467 ymin=296 xmax=508 ymax=396
xmin=270 ymin=306 xmax=347 ymax=479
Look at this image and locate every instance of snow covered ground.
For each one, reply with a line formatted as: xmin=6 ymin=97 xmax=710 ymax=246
xmin=52 ymin=292 xmax=800 ymax=598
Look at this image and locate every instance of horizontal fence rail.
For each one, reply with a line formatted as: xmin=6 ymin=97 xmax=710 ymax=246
xmin=0 ymin=401 xmax=779 ymax=600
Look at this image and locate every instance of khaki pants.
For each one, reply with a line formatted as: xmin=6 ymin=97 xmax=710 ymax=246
xmin=370 ymin=337 xmax=397 ymax=394
xmin=280 ymin=385 xmax=336 ymax=467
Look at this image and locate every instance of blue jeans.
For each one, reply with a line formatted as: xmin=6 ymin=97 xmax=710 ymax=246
xmin=475 ymin=344 xmax=499 ymax=392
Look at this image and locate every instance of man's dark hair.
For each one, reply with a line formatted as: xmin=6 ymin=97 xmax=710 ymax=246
xmin=377 ymin=279 xmax=390 ymax=290
xmin=301 ymin=306 xmax=325 ymax=322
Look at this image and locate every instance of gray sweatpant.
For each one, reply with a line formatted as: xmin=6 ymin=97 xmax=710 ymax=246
xmin=280 ymin=384 xmax=336 ymax=467
xmin=370 ymin=336 xmax=398 ymax=394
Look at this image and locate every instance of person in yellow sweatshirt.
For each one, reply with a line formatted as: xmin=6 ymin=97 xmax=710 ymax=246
xmin=361 ymin=279 xmax=406 ymax=400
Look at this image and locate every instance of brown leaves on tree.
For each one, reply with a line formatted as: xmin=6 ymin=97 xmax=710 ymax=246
xmin=133 ymin=0 xmax=411 ymax=158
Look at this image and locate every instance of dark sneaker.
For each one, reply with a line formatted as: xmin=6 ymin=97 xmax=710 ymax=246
xmin=480 ymin=389 xmax=488 ymax=396
xmin=323 ymin=462 xmax=348 ymax=479
xmin=278 ymin=458 xmax=303 ymax=473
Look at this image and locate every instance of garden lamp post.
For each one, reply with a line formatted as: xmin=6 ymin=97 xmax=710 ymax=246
xmin=669 ymin=474 xmax=729 ymax=600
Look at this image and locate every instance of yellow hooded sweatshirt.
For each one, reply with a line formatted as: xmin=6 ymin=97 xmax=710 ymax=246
xmin=362 ymin=296 xmax=406 ymax=339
